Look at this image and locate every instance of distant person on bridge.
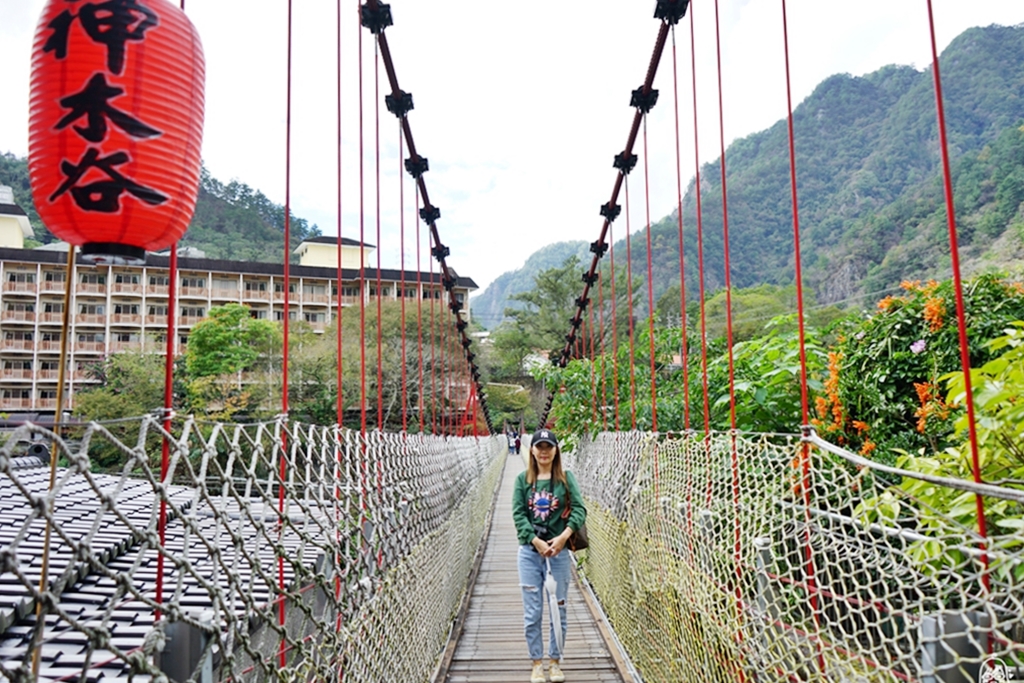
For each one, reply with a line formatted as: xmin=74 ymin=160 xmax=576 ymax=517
xmin=512 ymin=429 xmax=587 ymax=683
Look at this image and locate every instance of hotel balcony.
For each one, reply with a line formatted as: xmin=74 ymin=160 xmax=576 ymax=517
xmin=38 ymin=340 xmax=62 ymax=353
xmin=1 ymin=310 xmax=35 ymax=323
xmin=111 ymin=282 xmax=143 ymax=295
xmin=145 ymin=315 xmax=168 ymax=326
xmin=303 ymin=292 xmax=330 ymax=304
xmin=2 ymin=281 xmax=36 ymax=294
xmin=180 ymin=285 xmax=208 ymax=298
xmin=243 ymin=288 xmax=270 ymax=301
xmin=2 ymin=340 xmax=35 ymax=352
xmin=1 ymin=398 xmax=32 ymax=410
xmin=148 ymin=284 xmax=170 ymax=297
xmin=110 ymin=313 xmax=143 ymax=326
xmin=76 ymin=282 xmax=106 ymax=295
xmin=40 ymin=280 xmax=66 ymax=293
xmin=75 ymin=342 xmax=105 ymax=354
xmin=36 ymin=369 xmax=59 ymax=381
xmin=38 ymin=312 xmax=65 ymax=324
xmin=179 ymin=316 xmax=203 ymax=327
xmin=36 ymin=398 xmax=57 ymax=410
xmin=0 ymin=368 xmax=33 ymax=380
xmin=109 ymin=341 xmax=142 ymax=353
xmin=211 ymin=289 xmax=239 ymax=301
xmin=75 ymin=314 xmax=106 ymax=326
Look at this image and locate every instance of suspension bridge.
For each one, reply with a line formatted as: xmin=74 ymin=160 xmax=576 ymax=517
xmin=2 ymin=0 xmax=1023 ymax=682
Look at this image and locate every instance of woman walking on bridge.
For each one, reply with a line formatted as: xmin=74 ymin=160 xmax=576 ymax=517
xmin=512 ymin=429 xmax=587 ymax=683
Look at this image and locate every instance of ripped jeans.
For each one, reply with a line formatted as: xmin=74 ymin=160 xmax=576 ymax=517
xmin=517 ymin=545 xmax=571 ymax=660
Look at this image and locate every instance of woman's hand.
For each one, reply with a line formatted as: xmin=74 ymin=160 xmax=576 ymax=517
xmin=532 ymin=537 xmax=551 ymax=555
xmin=547 ymin=530 xmax=571 ymax=557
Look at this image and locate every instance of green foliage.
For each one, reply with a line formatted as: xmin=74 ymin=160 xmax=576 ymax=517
xmin=185 ymin=304 xmax=281 ymax=377
xmin=828 ymin=275 xmax=1024 ymax=461
xmin=855 ymin=324 xmax=1024 ymax=582
xmin=505 ymin=255 xmax=587 ymax=359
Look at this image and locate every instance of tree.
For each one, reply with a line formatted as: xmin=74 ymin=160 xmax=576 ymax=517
xmin=185 ymin=304 xmax=280 ymax=377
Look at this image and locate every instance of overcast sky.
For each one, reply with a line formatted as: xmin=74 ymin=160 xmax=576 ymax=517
xmin=1 ymin=1 xmax=1022 ymax=306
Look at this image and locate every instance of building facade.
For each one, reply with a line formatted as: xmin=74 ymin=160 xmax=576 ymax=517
xmin=0 ymin=237 xmax=475 ymax=413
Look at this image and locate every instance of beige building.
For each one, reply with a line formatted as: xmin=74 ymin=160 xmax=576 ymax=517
xmin=0 ymin=186 xmax=33 ymax=250
xmin=0 ymin=234 xmax=476 ymax=413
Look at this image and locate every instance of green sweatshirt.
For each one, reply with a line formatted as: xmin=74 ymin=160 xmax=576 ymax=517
xmin=512 ymin=469 xmax=587 ymax=546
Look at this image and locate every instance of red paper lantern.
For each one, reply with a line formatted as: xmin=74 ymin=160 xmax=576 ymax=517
xmin=28 ymin=0 xmax=205 ymax=264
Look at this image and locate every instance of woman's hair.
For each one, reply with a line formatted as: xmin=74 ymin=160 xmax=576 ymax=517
xmin=526 ymin=442 xmax=567 ymax=487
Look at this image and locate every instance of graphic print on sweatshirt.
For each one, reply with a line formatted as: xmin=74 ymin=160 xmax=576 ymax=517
xmin=530 ymin=487 xmax=561 ymax=522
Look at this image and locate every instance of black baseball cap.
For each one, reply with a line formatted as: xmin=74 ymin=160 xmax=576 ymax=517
xmin=532 ymin=429 xmax=558 ymax=447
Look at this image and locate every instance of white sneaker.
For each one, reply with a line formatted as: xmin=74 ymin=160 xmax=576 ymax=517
xmin=549 ymin=661 xmax=565 ymax=682
xmin=531 ymin=662 xmax=546 ymax=683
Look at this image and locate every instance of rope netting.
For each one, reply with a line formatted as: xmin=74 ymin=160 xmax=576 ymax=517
xmin=0 ymin=417 xmax=504 ymax=682
xmin=566 ymin=431 xmax=1024 ymax=682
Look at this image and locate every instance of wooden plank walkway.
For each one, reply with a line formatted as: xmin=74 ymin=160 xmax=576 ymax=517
xmin=444 ymin=455 xmax=626 ymax=683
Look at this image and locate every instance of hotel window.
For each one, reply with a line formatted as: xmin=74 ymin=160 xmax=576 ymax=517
xmin=3 ymin=361 xmax=32 ymax=370
xmin=5 ymin=331 xmax=33 ymax=341
xmin=78 ymin=304 xmax=105 ymax=315
xmin=115 ymin=273 xmax=140 ymax=284
xmin=80 ymin=273 xmax=105 ymax=285
xmin=76 ymin=333 xmax=104 ymax=343
xmin=114 ymin=304 xmax=139 ymax=315
xmin=182 ymin=277 xmax=206 ymax=288
xmin=214 ymin=278 xmax=237 ymax=291
xmin=43 ymin=302 xmax=64 ymax=313
xmin=6 ymin=303 xmax=34 ymax=312
xmin=44 ymin=271 xmax=65 ymax=282
xmin=7 ymin=271 xmax=34 ymax=283
xmin=150 ymin=275 xmax=171 ymax=286
xmin=149 ymin=305 xmax=169 ymax=315
xmin=181 ymin=306 xmax=206 ymax=318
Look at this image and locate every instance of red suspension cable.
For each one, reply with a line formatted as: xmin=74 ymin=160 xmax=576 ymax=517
xmin=598 ymin=270 xmax=608 ymax=430
xmin=609 ymin=222 xmax=620 ymax=430
xmin=688 ymin=7 xmax=711 ymax=436
xmin=429 ymin=253 xmax=437 ymax=434
xmin=336 ymin=0 xmax=344 ymax=429
xmin=278 ymin=0 xmax=294 ymax=667
xmin=780 ymin=0 xmax=825 ymax=673
xmin=671 ymin=26 xmax=691 ymax=431
xmin=357 ymin=2 xmax=367 ymax=436
xmin=925 ymin=0 xmax=990 ymax=590
xmin=416 ymin=185 xmax=425 ymax=433
xmin=399 ymin=123 xmax=407 ymax=431
xmin=642 ymin=117 xmax=658 ymax=432
xmin=374 ymin=40 xmax=384 ymax=430
xmin=624 ymin=178 xmax=637 ymax=430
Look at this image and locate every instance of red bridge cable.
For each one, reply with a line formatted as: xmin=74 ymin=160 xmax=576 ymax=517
xmin=688 ymin=6 xmax=711 ymax=437
xmin=342 ymin=0 xmax=350 ymax=428
xmin=374 ymin=40 xmax=384 ymax=431
xmin=416 ymin=185 xmax=425 ymax=433
xmin=399 ymin=124 xmax=407 ymax=432
xmin=598 ymin=271 xmax=608 ymax=430
xmin=925 ymin=0 xmax=991 ymax=589
xmin=642 ymin=116 xmax=658 ymax=432
xmin=624 ymin=178 xmax=637 ymax=430
xmin=278 ymin=0 xmax=293 ymax=668
xmin=609 ymin=223 xmax=621 ymax=430
xmin=589 ymin=282 xmax=597 ymax=424
xmin=670 ymin=26 xmax=691 ymax=431
xmin=780 ymin=0 xmax=826 ymax=674
xmin=357 ymin=2 xmax=367 ymax=436
xmin=713 ymin=0 xmax=745 ymax=668
xmin=429 ymin=251 xmax=437 ymax=434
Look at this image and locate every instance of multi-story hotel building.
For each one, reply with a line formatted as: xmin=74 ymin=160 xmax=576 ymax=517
xmin=0 ymin=188 xmax=476 ymax=413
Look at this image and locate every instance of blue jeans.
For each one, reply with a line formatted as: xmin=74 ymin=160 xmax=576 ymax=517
xmin=517 ymin=545 xmax=571 ymax=660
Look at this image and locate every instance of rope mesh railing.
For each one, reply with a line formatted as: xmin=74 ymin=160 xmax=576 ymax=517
xmin=0 ymin=416 xmax=503 ymax=682
xmin=567 ymin=431 xmax=1024 ymax=683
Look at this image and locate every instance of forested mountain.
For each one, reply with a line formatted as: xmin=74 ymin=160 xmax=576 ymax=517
xmin=473 ymin=23 xmax=1024 ymax=326
xmin=0 ymin=155 xmax=319 ymax=261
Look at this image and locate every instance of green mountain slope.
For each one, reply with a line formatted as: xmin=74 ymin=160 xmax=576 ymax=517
xmin=0 ymin=156 xmax=319 ymax=259
xmin=474 ymin=23 xmax=1024 ymax=324
xmin=470 ymin=240 xmax=591 ymax=328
